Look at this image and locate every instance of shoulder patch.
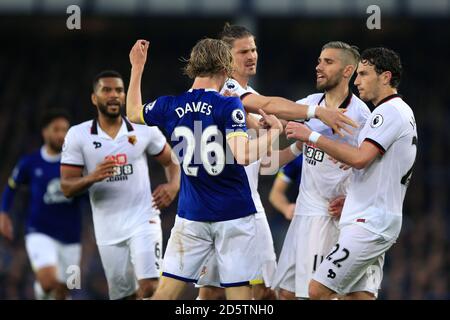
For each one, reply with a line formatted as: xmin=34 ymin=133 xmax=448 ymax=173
xmin=226 ymin=82 xmax=236 ymax=90
xmin=370 ymin=114 xmax=383 ymax=128
xmin=144 ymin=101 xmax=156 ymax=113
xmin=231 ymin=109 xmax=245 ymax=124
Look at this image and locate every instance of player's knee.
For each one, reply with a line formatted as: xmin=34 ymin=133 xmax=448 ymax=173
xmin=253 ymin=285 xmax=276 ymax=300
xmin=278 ymin=288 xmax=296 ymax=300
xmin=308 ymin=280 xmax=330 ymax=300
xmin=38 ymin=275 xmax=59 ymax=293
xmin=138 ymin=279 xmax=158 ymax=299
xmin=199 ymin=287 xmax=225 ymax=300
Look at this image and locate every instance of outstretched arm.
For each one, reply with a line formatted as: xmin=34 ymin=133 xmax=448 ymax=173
xmin=242 ymin=94 xmax=357 ymax=137
xmin=285 ymin=121 xmax=379 ymax=169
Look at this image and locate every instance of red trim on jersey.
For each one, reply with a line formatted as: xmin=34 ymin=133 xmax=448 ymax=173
xmin=364 ymin=138 xmax=385 ymax=155
xmin=153 ymin=144 xmax=167 ymax=157
xmin=61 ymin=163 xmax=84 ymax=169
xmin=356 ymin=218 xmax=366 ymax=223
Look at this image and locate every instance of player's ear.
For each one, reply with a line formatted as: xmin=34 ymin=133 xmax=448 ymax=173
xmin=91 ymin=93 xmax=97 ymax=107
xmin=382 ymin=71 xmax=392 ymax=86
xmin=41 ymin=127 xmax=48 ymax=141
xmin=343 ymin=64 xmax=355 ymax=79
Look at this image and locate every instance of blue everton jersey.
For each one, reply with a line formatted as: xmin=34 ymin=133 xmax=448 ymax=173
xmin=0 ymin=148 xmax=82 ymax=243
xmin=279 ymin=155 xmax=303 ymax=190
xmin=142 ymin=88 xmax=257 ymax=222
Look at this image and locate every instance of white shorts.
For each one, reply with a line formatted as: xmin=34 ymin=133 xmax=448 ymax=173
xmin=162 ymin=214 xmax=260 ymax=287
xmin=271 ymin=215 xmax=339 ymax=298
xmin=97 ymin=218 xmax=162 ymax=300
xmin=25 ymin=232 xmax=81 ymax=283
xmin=313 ymin=224 xmax=391 ymax=296
xmin=196 ymin=213 xmax=277 ymax=288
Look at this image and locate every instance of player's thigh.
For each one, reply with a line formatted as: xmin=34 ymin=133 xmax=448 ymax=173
xmin=254 ymin=213 xmax=277 ymax=287
xmin=313 ymin=224 xmax=393 ymax=296
xmin=196 ymin=249 xmax=221 ymax=288
xmin=97 ymin=242 xmax=136 ymax=300
xmin=294 ymin=215 xmax=339 ymax=298
xmin=162 ymin=215 xmax=214 ymax=282
xmin=57 ymin=242 xmax=82 ymax=284
xmin=214 ymin=214 xmax=259 ymax=287
xmin=348 ymin=252 xmax=385 ymax=298
xmin=25 ymin=233 xmax=59 ymax=275
xmin=271 ymin=216 xmax=299 ymax=293
xmin=129 ymin=220 xmax=163 ymax=280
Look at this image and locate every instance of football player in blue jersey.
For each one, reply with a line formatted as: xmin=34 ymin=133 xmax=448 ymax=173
xmin=0 ymin=109 xmax=83 ymax=300
xmin=126 ymin=38 xmax=284 ymax=299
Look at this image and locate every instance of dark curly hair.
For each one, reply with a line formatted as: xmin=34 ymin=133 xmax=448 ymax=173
xmin=360 ymin=47 xmax=402 ymax=88
xmin=40 ymin=109 xmax=71 ymax=129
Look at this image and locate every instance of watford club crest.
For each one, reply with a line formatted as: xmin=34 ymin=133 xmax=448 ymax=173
xmin=128 ymin=135 xmax=137 ymax=145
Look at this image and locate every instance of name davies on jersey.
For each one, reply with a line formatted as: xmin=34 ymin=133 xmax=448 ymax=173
xmin=175 ymin=101 xmax=213 ymax=118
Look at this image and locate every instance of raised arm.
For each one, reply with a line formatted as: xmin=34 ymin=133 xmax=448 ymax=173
xmin=127 ymin=39 xmax=149 ymax=124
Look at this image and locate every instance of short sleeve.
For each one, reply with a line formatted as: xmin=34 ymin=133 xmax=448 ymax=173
xmin=279 ymin=155 xmax=302 ymax=184
xmin=142 ymin=96 xmax=168 ymax=128
xmin=358 ymin=103 xmax=372 ymax=127
xmin=146 ymin=126 xmax=167 ymax=156
xmin=295 ymin=98 xmax=308 ymax=105
xmin=223 ymin=98 xmax=249 ymax=140
xmin=363 ymin=104 xmax=402 ymax=154
xmin=222 ymin=78 xmax=253 ymax=99
xmin=61 ymin=127 xmax=85 ymax=167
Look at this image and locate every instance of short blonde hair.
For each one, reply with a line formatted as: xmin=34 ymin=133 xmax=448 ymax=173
xmin=184 ymin=38 xmax=233 ymax=79
xmin=322 ymin=41 xmax=360 ymax=68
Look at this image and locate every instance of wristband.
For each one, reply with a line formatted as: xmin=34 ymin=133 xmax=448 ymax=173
xmin=290 ymin=143 xmax=302 ymax=156
xmin=306 ymin=105 xmax=317 ymax=119
xmin=308 ymin=131 xmax=321 ymax=144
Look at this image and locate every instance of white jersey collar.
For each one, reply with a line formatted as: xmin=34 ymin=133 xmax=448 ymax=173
xmin=40 ymin=146 xmax=61 ymax=163
xmin=91 ymin=116 xmax=134 ymax=140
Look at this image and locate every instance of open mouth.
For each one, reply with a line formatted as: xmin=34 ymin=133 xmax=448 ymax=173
xmin=316 ymin=74 xmax=326 ymax=80
xmin=107 ymin=102 xmax=121 ymax=107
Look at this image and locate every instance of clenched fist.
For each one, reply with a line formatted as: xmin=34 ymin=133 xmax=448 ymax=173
xmin=129 ymin=39 xmax=149 ymax=69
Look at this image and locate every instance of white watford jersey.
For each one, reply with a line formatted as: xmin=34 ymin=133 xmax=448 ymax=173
xmin=221 ymin=78 xmax=265 ymax=215
xmin=340 ymin=95 xmax=417 ymax=241
xmin=61 ymin=117 xmax=166 ymax=245
xmin=294 ymin=92 xmax=371 ymax=217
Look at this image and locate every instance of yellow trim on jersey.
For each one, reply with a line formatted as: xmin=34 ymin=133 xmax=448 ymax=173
xmin=8 ymin=177 xmax=16 ymax=189
xmin=140 ymin=106 xmax=146 ymax=125
xmin=226 ymin=131 xmax=248 ymax=140
xmin=276 ymin=171 xmax=286 ymax=179
xmin=249 ymin=279 xmax=264 ymax=286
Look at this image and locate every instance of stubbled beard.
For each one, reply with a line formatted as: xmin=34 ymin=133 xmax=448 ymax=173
xmin=98 ymin=103 xmax=122 ymax=118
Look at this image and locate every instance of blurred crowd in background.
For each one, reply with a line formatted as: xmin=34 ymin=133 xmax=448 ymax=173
xmin=0 ymin=14 xmax=449 ymax=299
